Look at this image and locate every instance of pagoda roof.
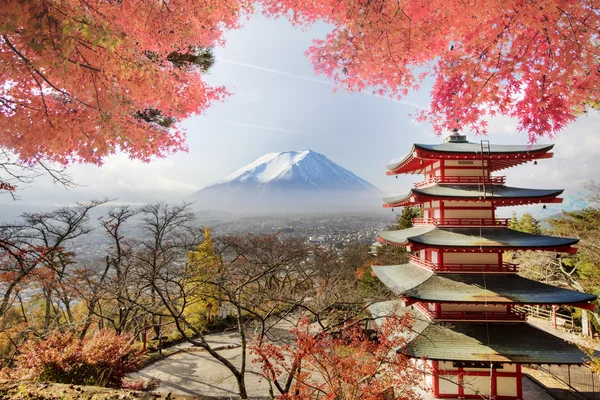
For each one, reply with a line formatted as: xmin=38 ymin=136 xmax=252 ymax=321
xmin=372 ymin=264 xmax=596 ymax=305
xmin=379 ymin=227 xmax=578 ymax=252
xmin=414 ymin=142 xmax=554 ymax=155
xmin=369 ymin=301 xmax=589 ymax=364
xmin=387 ymin=142 xmax=554 ymax=175
xmin=383 ymin=185 xmax=564 ymax=207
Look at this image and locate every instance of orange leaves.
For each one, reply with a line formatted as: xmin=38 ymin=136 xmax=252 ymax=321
xmin=2 ymin=0 xmax=597 ymax=169
xmin=251 ymin=315 xmax=422 ymax=400
xmin=0 ymin=0 xmax=239 ymax=165
xmin=11 ymin=329 xmax=146 ymax=387
xmin=262 ymin=0 xmax=600 ymax=140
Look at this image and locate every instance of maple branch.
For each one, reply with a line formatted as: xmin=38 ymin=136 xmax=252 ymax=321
xmin=557 ymin=7 xmax=600 ymax=34
xmin=2 ymin=35 xmax=94 ymax=110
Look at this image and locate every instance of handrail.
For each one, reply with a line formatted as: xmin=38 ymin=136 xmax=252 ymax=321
xmin=414 ymin=175 xmax=506 ymax=188
xmin=408 ymin=254 xmax=519 ymax=273
xmin=435 ymin=310 xmax=527 ymax=321
xmin=413 ymin=301 xmax=527 ymax=321
xmin=412 ymin=217 xmax=509 ymax=227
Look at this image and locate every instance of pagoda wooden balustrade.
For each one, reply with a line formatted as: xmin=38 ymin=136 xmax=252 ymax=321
xmin=412 ymin=217 xmax=509 ymax=227
xmin=408 ymin=254 xmax=519 ymax=273
xmin=413 ymin=302 xmax=527 ymax=321
xmin=414 ymin=175 xmax=506 ymax=188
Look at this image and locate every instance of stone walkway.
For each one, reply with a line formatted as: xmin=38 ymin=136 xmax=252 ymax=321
xmin=129 ymin=332 xmax=271 ymax=399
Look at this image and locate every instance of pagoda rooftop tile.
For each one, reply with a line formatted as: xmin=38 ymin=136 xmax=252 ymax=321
xmin=387 ymin=143 xmax=554 ymax=174
xmin=371 ymin=264 xmax=596 ymax=305
xmin=383 ymin=185 xmax=564 ymax=206
xmin=379 ymin=227 xmax=578 ymax=250
xmin=414 ymin=142 xmax=554 ymax=155
xmin=369 ymin=301 xmax=589 ymax=364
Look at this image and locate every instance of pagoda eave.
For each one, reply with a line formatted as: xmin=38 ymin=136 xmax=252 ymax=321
xmin=401 ymin=322 xmax=590 ymax=365
xmin=387 ymin=144 xmax=554 ymax=175
xmin=377 ymin=237 xmax=578 ymax=254
xmin=372 ymin=264 xmax=597 ymax=305
xmin=383 ymin=186 xmax=565 ymax=208
xmin=406 ymin=298 xmax=597 ymax=309
xmin=369 ymin=301 xmax=590 ymax=365
xmin=378 ymin=227 xmax=579 ymax=253
xmin=383 ymin=195 xmax=563 ymax=208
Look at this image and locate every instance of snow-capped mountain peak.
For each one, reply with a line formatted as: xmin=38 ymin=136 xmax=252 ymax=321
xmin=213 ymin=149 xmax=313 ymax=186
xmin=204 ymin=149 xmax=376 ymax=191
xmin=189 ymin=149 xmax=380 ymax=213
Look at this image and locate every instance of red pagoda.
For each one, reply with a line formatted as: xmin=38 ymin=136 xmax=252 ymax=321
xmin=371 ymin=135 xmax=596 ymax=399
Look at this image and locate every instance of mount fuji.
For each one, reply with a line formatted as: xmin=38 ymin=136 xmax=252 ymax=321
xmin=187 ymin=150 xmax=382 ymax=214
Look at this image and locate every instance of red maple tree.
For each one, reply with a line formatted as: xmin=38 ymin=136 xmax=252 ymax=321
xmin=251 ymin=314 xmax=424 ymax=400
xmin=1 ymin=0 xmax=598 ymax=171
xmin=262 ymin=0 xmax=599 ymax=141
xmin=1 ymin=0 xmax=245 ymax=165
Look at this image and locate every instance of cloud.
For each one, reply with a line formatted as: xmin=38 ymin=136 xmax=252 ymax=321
xmin=217 ymin=57 xmax=422 ymax=108
xmin=217 ymin=58 xmax=333 ymax=86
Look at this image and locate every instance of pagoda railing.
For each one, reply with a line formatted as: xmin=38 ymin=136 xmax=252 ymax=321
xmin=413 ymin=302 xmax=526 ymax=321
xmin=414 ymin=176 xmax=506 ymax=188
xmin=412 ymin=217 xmax=509 ymax=227
xmin=435 ymin=310 xmax=527 ymax=321
xmin=408 ymin=254 xmax=518 ymax=273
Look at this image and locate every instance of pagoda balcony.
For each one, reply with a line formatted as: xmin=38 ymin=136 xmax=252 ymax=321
xmin=407 ymin=254 xmax=519 ymax=273
xmin=414 ymin=175 xmax=506 ymax=188
xmin=412 ymin=217 xmax=509 ymax=227
xmin=413 ymin=302 xmax=527 ymax=321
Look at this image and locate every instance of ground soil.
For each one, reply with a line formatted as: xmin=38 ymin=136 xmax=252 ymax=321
xmin=0 ymin=381 xmax=225 ymax=400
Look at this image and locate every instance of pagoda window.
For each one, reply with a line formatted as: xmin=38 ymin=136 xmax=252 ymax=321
xmin=444 ymin=168 xmax=486 ymax=177
xmin=445 ymin=160 xmax=482 ymax=167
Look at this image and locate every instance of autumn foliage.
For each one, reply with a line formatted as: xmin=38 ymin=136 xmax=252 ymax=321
xmin=251 ymin=315 xmax=423 ymax=400
xmin=0 ymin=0 xmax=244 ymax=165
xmin=263 ymin=0 xmax=600 ymax=141
xmin=1 ymin=1 xmax=598 ymax=172
xmin=11 ymin=329 xmax=146 ymax=387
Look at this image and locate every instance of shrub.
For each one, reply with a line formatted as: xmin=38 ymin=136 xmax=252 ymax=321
xmin=13 ymin=329 xmax=146 ymax=387
xmin=123 ymin=377 xmax=161 ymax=391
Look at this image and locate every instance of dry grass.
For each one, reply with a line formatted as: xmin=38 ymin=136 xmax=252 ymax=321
xmin=0 ymin=381 xmax=224 ymax=400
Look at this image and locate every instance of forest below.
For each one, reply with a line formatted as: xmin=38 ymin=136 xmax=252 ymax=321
xmin=0 ymin=183 xmax=599 ymax=398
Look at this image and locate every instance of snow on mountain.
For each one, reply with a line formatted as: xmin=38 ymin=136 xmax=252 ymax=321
xmin=188 ymin=150 xmax=381 ymax=214
xmin=204 ymin=149 xmax=377 ymax=192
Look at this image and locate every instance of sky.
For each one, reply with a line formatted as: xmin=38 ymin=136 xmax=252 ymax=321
xmin=3 ymin=13 xmax=599 ymax=217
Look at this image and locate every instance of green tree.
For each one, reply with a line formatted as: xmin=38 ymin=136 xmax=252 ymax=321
xmin=185 ymin=227 xmax=222 ymax=327
xmin=508 ymin=212 xmax=541 ymax=234
xmin=389 ymin=206 xmax=422 ymax=230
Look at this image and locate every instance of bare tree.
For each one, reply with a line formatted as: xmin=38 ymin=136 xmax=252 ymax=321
xmin=131 ymin=202 xmax=203 ymax=339
xmin=147 ymin=232 xmax=392 ymax=399
xmin=0 ymin=149 xmax=75 ymax=200
xmin=13 ymin=199 xmax=109 ymax=331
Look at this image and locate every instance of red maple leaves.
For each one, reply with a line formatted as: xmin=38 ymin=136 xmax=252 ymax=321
xmin=1 ymin=0 xmax=598 ymax=172
xmin=262 ymin=0 xmax=599 ymax=141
